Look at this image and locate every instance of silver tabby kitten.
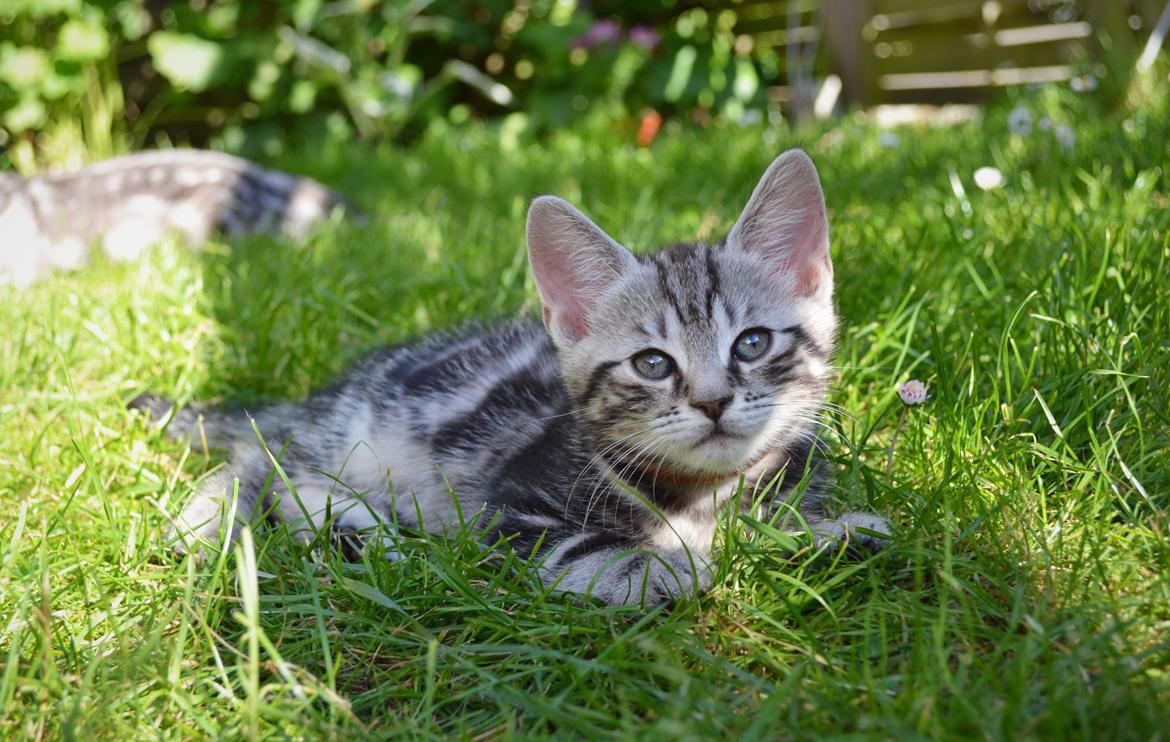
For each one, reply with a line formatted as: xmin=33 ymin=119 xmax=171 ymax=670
xmin=0 ymin=149 xmax=351 ymax=288
xmin=137 ymin=149 xmax=889 ymax=605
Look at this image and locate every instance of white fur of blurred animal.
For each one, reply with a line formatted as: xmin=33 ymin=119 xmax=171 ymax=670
xmin=0 ymin=150 xmax=353 ymax=287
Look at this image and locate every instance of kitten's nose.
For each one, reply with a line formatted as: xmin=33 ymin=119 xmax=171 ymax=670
xmin=691 ymin=396 xmax=732 ymax=422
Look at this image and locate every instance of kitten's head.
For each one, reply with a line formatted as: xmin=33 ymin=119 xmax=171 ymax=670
xmin=527 ymin=149 xmax=836 ymax=484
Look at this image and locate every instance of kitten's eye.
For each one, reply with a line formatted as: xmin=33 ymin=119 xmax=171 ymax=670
xmin=733 ymin=328 xmax=771 ymax=362
xmin=632 ymin=350 xmax=674 ymax=380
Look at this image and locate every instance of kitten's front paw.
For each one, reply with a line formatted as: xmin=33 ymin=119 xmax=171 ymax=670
xmin=574 ymin=549 xmax=712 ymax=606
xmin=166 ymin=493 xmax=236 ymax=557
xmin=637 ymin=550 xmax=713 ymax=605
xmin=812 ymin=511 xmax=890 ymax=554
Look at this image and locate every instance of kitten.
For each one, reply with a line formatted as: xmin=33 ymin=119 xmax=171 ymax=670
xmin=0 ymin=149 xmax=353 ymax=288
xmin=135 ymin=149 xmax=889 ymax=606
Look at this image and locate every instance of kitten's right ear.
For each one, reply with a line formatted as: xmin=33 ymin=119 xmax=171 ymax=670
xmin=527 ymin=196 xmax=637 ymax=341
xmin=727 ymin=149 xmax=831 ymax=297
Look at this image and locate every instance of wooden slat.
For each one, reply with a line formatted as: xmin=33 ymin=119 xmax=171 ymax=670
xmin=870 ymin=0 xmax=1039 ymax=17
xmin=870 ymin=5 xmax=1053 ymax=41
xmin=994 ymin=21 xmax=1093 ymax=46
xmin=868 ymin=13 xmax=1052 ymax=51
xmin=878 ymin=64 xmax=1075 ymax=91
xmin=874 ymin=37 xmax=1088 ymax=74
xmin=728 ymin=0 xmax=820 ymax=11
xmin=744 ymin=22 xmax=819 ymax=41
xmin=734 ymin=8 xmax=818 ymax=32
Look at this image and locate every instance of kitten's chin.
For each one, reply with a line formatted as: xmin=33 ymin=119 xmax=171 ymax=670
xmin=679 ymin=435 xmax=756 ymax=474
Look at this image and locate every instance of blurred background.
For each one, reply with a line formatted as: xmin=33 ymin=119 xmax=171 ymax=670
xmin=0 ymin=0 xmax=1166 ymax=170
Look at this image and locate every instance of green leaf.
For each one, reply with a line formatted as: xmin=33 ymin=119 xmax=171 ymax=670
xmin=733 ymin=57 xmax=758 ymax=101
xmin=206 ymin=4 xmax=241 ymax=36
xmin=664 ymin=45 xmax=696 ymax=103
xmin=288 ymin=79 xmax=318 ymax=113
xmin=42 ymin=61 xmax=87 ymax=100
xmin=4 ymin=0 xmax=81 ymax=18
xmin=3 ymin=97 xmax=46 ymax=131
xmin=0 ymin=46 xmax=50 ymax=88
xmin=114 ymin=1 xmax=149 ymax=41
xmin=147 ymin=31 xmax=226 ymax=92
xmin=340 ymin=578 xmax=407 ymax=615
xmin=57 ymin=19 xmax=110 ymax=62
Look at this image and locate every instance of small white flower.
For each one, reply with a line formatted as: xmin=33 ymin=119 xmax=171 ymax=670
xmin=1008 ymin=105 xmax=1032 ymax=135
xmin=1038 ymin=116 xmax=1054 ymax=132
xmin=1070 ymin=75 xmax=1098 ymax=93
xmin=737 ymin=109 xmax=762 ymax=126
xmin=1055 ymin=124 xmax=1076 ymax=150
xmin=898 ymin=380 xmax=928 ymax=406
xmin=878 ymin=132 xmax=901 ymax=148
xmin=973 ymin=166 xmax=1004 ymax=190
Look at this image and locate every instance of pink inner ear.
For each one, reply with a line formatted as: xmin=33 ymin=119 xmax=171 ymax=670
xmin=535 ymin=261 xmax=592 ymax=340
xmin=552 ymin=295 xmax=591 ymax=340
xmin=755 ymin=211 xmax=828 ymax=295
xmin=527 ymin=195 xmax=636 ymax=340
xmin=788 ymin=209 xmax=830 ymax=295
xmin=792 ymin=262 xmax=822 ymax=297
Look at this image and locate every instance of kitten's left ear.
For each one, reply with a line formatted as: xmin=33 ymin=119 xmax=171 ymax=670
xmin=727 ymin=149 xmax=831 ymax=296
xmin=527 ymin=196 xmax=638 ymax=342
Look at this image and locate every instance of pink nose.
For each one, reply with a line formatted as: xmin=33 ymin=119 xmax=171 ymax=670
xmin=690 ymin=396 xmax=732 ymax=422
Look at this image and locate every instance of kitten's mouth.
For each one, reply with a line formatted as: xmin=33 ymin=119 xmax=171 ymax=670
xmin=697 ymin=427 xmax=741 ymax=445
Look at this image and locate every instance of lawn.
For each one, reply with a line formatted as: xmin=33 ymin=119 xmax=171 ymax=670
xmin=1 ymin=81 xmax=1168 ymax=739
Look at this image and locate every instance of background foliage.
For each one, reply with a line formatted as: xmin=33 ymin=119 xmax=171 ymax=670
xmin=0 ymin=0 xmax=774 ymax=168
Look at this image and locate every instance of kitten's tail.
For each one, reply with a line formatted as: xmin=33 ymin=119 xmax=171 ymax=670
xmin=129 ymin=394 xmax=254 ymax=450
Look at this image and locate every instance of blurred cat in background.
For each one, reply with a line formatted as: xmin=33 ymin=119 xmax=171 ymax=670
xmin=0 ymin=149 xmax=355 ymax=288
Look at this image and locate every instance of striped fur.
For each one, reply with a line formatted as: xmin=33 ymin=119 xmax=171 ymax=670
xmin=0 ymin=150 xmax=353 ymax=287
xmin=137 ymin=149 xmax=888 ymax=606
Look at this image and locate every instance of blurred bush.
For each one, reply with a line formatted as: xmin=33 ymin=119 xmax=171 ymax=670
xmin=0 ymin=0 xmax=773 ymax=167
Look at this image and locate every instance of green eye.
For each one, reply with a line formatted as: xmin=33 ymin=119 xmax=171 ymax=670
xmin=632 ymin=350 xmax=674 ymax=380
xmin=733 ymin=328 xmax=771 ymax=362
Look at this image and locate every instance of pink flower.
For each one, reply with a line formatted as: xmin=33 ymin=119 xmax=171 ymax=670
xmin=898 ymin=380 xmax=928 ymax=405
xmin=571 ymin=19 xmax=622 ymax=50
xmin=628 ymin=25 xmax=661 ymax=51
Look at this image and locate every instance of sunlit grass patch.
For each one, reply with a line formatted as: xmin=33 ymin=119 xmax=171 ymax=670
xmin=2 ymin=83 xmax=1169 ymax=737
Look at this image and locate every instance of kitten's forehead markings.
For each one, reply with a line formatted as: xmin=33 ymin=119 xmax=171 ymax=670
xmin=702 ymin=246 xmax=723 ymax=321
xmin=652 ymin=246 xmax=725 ymax=327
xmin=653 ymin=258 xmax=688 ymax=327
xmin=653 ymin=310 xmax=667 ymax=338
xmin=717 ymin=286 xmax=739 ymax=327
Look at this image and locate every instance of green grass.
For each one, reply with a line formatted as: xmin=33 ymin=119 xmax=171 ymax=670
xmin=2 ymin=79 xmax=1169 ymax=739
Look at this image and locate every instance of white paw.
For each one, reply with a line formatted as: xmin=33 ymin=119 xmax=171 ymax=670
xmin=168 ymin=493 xmax=239 ymax=555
